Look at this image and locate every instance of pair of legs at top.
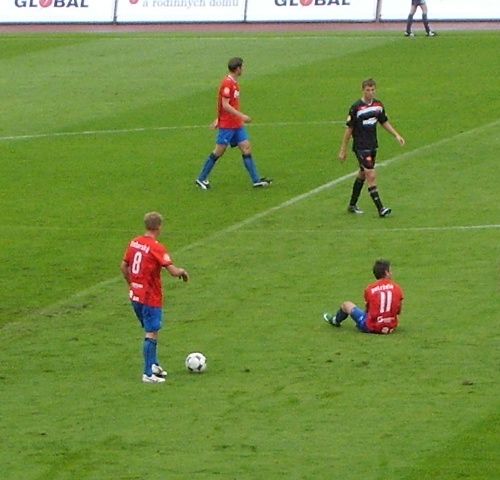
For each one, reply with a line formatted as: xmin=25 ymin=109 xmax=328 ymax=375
xmin=348 ymin=149 xmax=391 ymax=218
xmin=195 ymin=127 xmax=272 ymax=189
xmin=133 ymin=302 xmax=167 ymax=384
xmin=405 ymin=0 xmax=436 ymax=37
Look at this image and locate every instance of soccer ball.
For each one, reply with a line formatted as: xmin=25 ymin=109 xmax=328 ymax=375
xmin=185 ymin=352 xmax=207 ymax=373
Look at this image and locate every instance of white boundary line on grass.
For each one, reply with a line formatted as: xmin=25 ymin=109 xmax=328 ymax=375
xmin=0 ymin=120 xmax=343 ymax=142
xmin=243 ymin=224 xmax=500 ymax=234
xmin=22 ymin=118 xmax=500 ymax=316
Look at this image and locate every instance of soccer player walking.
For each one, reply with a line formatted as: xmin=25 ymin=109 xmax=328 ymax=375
xmin=405 ymin=0 xmax=437 ymax=37
xmin=121 ymin=212 xmax=189 ymax=384
xmin=195 ymin=57 xmax=272 ymax=189
xmin=323 ymin=259 xmax=404 ymax=335
xmin=338 ymin=78 xmax=405 ymax=217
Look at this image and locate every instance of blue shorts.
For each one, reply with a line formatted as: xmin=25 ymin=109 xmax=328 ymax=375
xmin=132 ymin=302 xmax=163 ymax=333
xmin=217 ymin=127 xmax=249 ymax=148
xmin=350 ymin=307 xmax=370 ymax=333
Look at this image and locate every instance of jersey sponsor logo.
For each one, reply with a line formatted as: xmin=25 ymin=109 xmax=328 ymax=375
xmin=130 ymin=240 xmax=151 ymax=254
xmin=362 ymin=118 xmax=378 ymax=126
xmin=376 ymin=316 xmax=395 ymax=323
xmin=131 ymin=294 xmax=140 ymax=302
xmin=356 ymin=105 xmax=383 ymax=117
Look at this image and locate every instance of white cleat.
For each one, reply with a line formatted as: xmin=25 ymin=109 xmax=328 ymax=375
xmin=142 ymin=374 xmax=166 ymax=384
xmin=152 ymin=364 xmax=168 ymax=378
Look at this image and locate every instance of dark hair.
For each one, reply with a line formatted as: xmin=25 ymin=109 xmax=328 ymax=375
xmin=228 ymin=57 xmax=243 ymax=72
xmin=362 ymin=78 xmax=376 ymax=89
xmin=373 ymin=259 xmax=391 ymax=279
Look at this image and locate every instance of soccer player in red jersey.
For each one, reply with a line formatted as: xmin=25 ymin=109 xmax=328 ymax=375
xmin=338 ymin=78 xmax=405 ymax=217
xmin=120 ymin=212 xmax=189 ymax=384
xmin=323 ymin=259 xmax=404 ymax=334
xmin=195 ymin=57 xmax=272 ymax=189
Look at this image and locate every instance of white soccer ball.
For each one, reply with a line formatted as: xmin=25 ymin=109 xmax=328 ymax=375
xmin=185 ymin=352 xmax=207 ymax=373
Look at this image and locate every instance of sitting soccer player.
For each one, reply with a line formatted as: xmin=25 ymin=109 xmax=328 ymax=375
xmin=323 ymin=259 xmax=404 ymax=334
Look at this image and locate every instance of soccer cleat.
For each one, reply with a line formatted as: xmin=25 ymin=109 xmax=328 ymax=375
xmin=404 ymin=32 xmax=415 ymax=37
xmin=152 ymin=364 xmax=168 ymax=378
xmin=142 ymin=374 xmax=166 ymax=384
xmin=379 ymin=207 xmax=392 ymax=218
xmin=253 ymin=177 xmax=273 ymax=188
xmin=426 ymin=31 xmax=437 ymax=37
xmin=347 ymin=204 xmax=364 ymax=214
xmin=323 ymin=313 xmax=341 ymax=327
xmin=195 ymin=179 xmax=211 ymax=190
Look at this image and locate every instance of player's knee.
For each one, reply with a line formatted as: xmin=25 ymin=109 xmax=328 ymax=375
xmin=240 ymin=147 xmax=251 ymax=156
xmin=214 ymin=146 xmax=226 ymax=157
xmin=342 ymin=301 xmax=356 ymax=314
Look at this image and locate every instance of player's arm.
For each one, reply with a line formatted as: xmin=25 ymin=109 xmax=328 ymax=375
xmin=381 ymin=121 xmax=405 ymax=146
xmin=221 ymin=97 xmax=251 ymax=123
xmin=166 ymin=264 xmax=189 ymax=282
xmin=338 ymin=126 xmax=353 ymax=162
xmin=120 ymin=260 xmax=131 ymax=286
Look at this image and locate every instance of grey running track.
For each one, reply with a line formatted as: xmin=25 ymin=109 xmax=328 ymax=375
xmin=0 ymin=20 xmax=499 ymax=34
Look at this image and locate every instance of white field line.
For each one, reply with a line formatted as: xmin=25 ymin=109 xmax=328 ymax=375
xmin=17 ymin=118 xmax=500 ymax=317
xmin=0 ymin=120 xmax=343 ymax=143
xmin=238 ymin=224 xmax=500 ymax=234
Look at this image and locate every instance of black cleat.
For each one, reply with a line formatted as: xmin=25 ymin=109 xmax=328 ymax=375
xmin=379 ymin=207 xmax=392 ymax=218
xmin=323 ymin=313 xmax=341 ymax=327
xmin=347 ymin=205 xmax=364 ymax=214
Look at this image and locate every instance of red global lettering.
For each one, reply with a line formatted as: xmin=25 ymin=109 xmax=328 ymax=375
xmin=274 ymin=0 xmax=351 ymax=5
xmin=14 ymin=0 xmax=90 ymax=6
xmin=53 ymin=0 xmax=89 ymax=6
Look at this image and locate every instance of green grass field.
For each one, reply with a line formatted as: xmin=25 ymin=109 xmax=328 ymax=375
xmin=0 ymin=30 xmax=499 ymax=479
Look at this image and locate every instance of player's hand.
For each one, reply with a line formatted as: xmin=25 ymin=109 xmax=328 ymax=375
xmin=338 ymin=149 xmax=347 ymax=162
xmin=210 ymin=119 xmax=218 ymax=129
xmin=396 ymin=135 xmax=405 ymax=146
xmin=179 ymin=270 xmax=189 ymax=282
xmin=242 ymin=114 xmax=252 ymax=124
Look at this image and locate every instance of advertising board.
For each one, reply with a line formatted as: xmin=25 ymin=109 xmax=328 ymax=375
xmin=115 ymin=0 xmax=246 ymax=23
xmin=246 ymin=0 xmax=378 ymax=22
xmin=0 ymin=0 xmax=116 ymax=23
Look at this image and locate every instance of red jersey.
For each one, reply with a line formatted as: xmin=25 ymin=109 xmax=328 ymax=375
xmin=364 ymin=278 xmax=404 ymax=333
xmin=217 ymin=74 xmax=243 ymax=129
xmin=122 ymin=235 xmax=173 ymax=308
